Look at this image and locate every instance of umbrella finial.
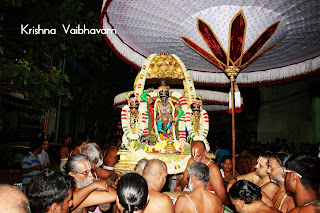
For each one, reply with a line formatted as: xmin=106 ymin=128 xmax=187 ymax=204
xmin=225 ymin=66 xmax=240 ymax=82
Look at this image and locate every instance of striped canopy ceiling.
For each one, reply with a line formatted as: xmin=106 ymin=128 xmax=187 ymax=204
xmin=101 ymin=0 xmax=320 ymax=85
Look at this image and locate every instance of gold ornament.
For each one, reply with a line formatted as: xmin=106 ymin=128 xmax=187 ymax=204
xmin=146 ymin=52 xmax=185 ymax=79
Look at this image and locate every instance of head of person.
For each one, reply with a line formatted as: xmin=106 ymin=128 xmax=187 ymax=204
xmin=26 ymin=170 xmax=73 ymax=213
xmin=134 ymin=159 xmax=149 ymax=176
xmin=65 ymin=154 xmax=94 ymax=189
xmin=42 ymin=139 xmax=50 ymax=152
xmin=229 ymin=180 xmax=262 ymax=213
xmin=191 ymin=141 xmax=207 ymax=163
xmin=221 ymin=155 xmax=232 ymax=173
xmin=239 ymin=148 xmax=248 ymax=157
xmin=89 ymin=137 xmax=98 ymax=144
xmin=142 ymin=159 xmax=167 ymax=191
xmin=30 ymin=140 xmax=42 ymax=156
xmin=255 ymin=152 xmax=273 ymax=178
xmin=74 ymin=136 xmax=88 ymax=148
xmin=80 ymin=143 xmax=103 ymax=169
xmin=116 ymin=173 xmax=149 ymax=213
xmin=63 ymin=136 xmax=72 ymax=145
xmin=267 ymin=152 xmax=291 ymax=185
xmin=284 ymin=153 xmax=320 ymax=194
xmin=188 ymin=162 xmax=209 ymax=191
xmin=0 ymin=184 xmax=30 ymax=213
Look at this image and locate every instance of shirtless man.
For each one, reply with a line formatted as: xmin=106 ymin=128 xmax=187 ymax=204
xmin=236 ymin=148 xmax=250 ymax=175
xmin=142 ymin=159 xmax=174 ymax=213
xmin=102 ymin=136 xmax=121 ymax=179
xmin=220 ymin=155 xmax=238 ymax=206
xmin=267 ymin=153 xmax=295 ymax=213
xmin=81 ymin=143 xmax=118 ymax=182
xmin=284 ymin=153 xmax=320 ymax=213
xmin=71 ymin=137 xmax=88 ymax=156
xmin=175 ymin=162 xmax=223 ymax=213
xmin=60 ymin=136 xmax=72 ymax=172
xmin=175 ymin=141 xmax=226 ymax=202
xmin=229 ymin=152 xmax=278 ymax=203
xmin=65 ymin=154 xmax=117 ymax=213
xmin=229 ymin=180 xmax=280 ymax=213
xmin=0 ymin=184 xmax=30 ymax=213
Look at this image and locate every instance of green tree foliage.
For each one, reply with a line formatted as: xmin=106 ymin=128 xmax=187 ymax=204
xmin=1 ymin=0 xmax=137 ymax=140
xmin=0 ymin=58 xmax=72 ymax=108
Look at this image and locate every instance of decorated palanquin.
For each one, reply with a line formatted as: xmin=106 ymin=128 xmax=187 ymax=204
xmin=115 ymin=53 xmax=214 ymax=174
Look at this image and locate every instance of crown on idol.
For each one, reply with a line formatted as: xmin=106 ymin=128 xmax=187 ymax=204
xmin=158 ymin=81 xmax=170 ymax=97
xmin=125 ymin=91 xmax=139 ymax=108
xmin=191 ymin=95 xmax=203 ymax=110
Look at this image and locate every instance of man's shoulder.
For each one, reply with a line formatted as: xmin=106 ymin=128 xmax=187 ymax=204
xmin=23 ymin=152 xmax=35 ymax=161
xmin=150 ymin=190 xmax=172 ymax=203
xmin=207 ymin=160 xmax=219 ymax=170
xmin=289 ymin=202 xmax=320 ymax=213
xmin=147 ymin=191 xmax=173 ymax=212
xmin=203 ymin=190 xmax=222 ymax=203
xmin=263 ymin=181 xmax=278 ymax=190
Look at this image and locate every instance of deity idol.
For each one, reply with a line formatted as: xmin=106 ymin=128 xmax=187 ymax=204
xmin=141 ymin=82 xmax=184 ymax=142
xmin=185 ymin=96 xmax=210 ymax=151
xmin=121 ymin=92 xmax=146 ymax=146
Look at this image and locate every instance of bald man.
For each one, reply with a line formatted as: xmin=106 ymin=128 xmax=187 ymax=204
xmin=0 ymin=184 xmax=31 ymax=213
xmin=175 ymin=141 xmax=226 ymax=202
xmin=142 ymin=159 xmax=174 ymax=213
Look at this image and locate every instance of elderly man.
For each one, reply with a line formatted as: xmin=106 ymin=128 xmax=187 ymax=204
xmin=0 ymin=184 xmax=30 ymax=213
xmin=175 ymin=141 xmax=226 ymax=202
xmin=26 ymin=170 xmax=73 ymax=213
xmin=142 ymin=159 xmax=174 ymax=213
xmin=175 ymin=162 xmax=223 ymax=213
xmin=229 ymin=152 xmax=278 ymax=203
xmin=284 ymin=153 xmax=320 ymax=213
xmin=22 ymin=140 xmax=42 ymax=188
xmin=267 ymin=152 xmax=295 ymax=212
xmin=65 ymin=154 xmax=117 ymax=213
xmin=134 ymin=159 xmax=149 ymax=175
xmin=80 ymin=143 xmax=118 ymax=182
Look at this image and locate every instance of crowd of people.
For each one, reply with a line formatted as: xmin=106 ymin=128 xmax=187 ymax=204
xmin=0 ymin=137 xmax=319 ymax=213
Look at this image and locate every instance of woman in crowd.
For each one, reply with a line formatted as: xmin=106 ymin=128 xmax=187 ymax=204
xmin=229 ymin=180 xmax=280 ymax=213
xmin=116 ymin=173 xmax=149 ymax=213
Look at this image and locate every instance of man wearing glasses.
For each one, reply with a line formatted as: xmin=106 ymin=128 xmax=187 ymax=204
xmin=267 ymin=152 xmax=295 ymax=212
xmin=284 ymin=153 xmax=320 ymax=213
xmin=65 ymin=154 xmax=117 ymax=213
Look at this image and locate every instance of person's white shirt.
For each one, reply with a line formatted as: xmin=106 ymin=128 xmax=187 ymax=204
xmin=38 ymin=150 xmax=50 ymax=165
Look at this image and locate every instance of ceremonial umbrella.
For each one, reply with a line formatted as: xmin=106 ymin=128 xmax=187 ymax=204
xmin=100 ymin=0 xmax=320 ymax=174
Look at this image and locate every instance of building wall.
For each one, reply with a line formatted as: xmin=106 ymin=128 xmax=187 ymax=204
xmin=257 ymin=79 xmax=313 ymax=150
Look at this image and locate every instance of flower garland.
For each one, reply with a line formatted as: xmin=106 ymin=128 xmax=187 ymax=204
xmin=121 ymin=105 xmax=146 ymax=146
xmin=185 ymin=109 xmax=210 ymax=151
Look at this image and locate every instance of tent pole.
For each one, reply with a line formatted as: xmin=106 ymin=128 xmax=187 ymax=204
xmin=225 ymin=66 xmax=240 ymax=176
xmin=230 ymin=77 xmax=236 ymax=176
